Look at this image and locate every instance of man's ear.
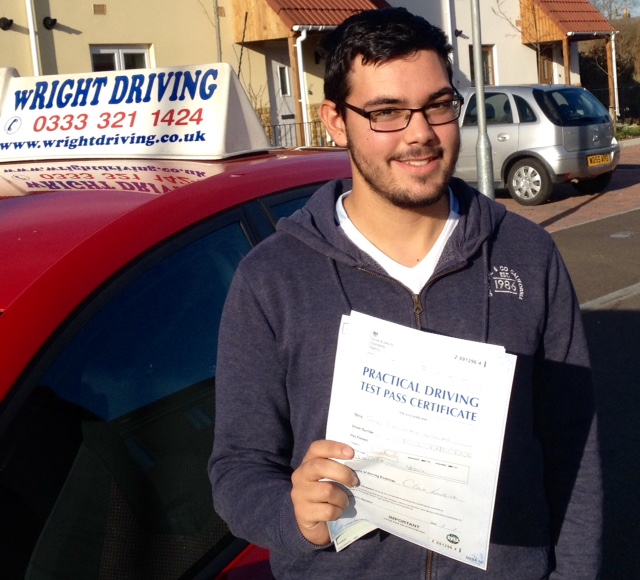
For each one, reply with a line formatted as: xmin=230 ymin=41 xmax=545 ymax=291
xmin=320 ymin=100 xmax=348 ymax=148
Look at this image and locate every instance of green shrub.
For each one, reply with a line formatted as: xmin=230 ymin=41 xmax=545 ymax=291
xmin=616 ymin=124 xmax=640 ymax=140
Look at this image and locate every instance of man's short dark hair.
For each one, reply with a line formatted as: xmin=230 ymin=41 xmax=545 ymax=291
xmin=320 ymin=7 xmax=453 ymax=115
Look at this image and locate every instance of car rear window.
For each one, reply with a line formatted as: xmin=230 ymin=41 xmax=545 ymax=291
xmin=533 ymin=88 xmax=610 ymax=126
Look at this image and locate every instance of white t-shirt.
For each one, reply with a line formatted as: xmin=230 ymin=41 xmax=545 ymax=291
xmin=336 ymin=190 xmax=460 ymax=295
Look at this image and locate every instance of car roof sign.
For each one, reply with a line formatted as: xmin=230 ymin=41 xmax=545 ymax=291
xmin=0 ymin=63 xmax=272 ymax=161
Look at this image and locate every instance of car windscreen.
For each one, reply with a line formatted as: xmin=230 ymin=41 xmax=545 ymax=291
xmin=533 ymin=88 xmax=610 ymax=127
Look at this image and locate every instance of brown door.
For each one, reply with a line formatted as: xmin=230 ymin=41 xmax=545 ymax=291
xmin=539 ymin=45 xmax=553 ymax=84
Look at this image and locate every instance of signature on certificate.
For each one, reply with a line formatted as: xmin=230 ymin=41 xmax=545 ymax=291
xmin=403 ymin=480 xmax=464 ymax=502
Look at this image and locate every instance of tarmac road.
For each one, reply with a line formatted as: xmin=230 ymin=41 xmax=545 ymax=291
xmin=554 ymin=211 xmax=640 ymax=580
xmin=496 ymin=141 xmax=640 ymax=579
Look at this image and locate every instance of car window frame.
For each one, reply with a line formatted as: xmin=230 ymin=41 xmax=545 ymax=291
xmin=461 ymin=91 xmax=514 ymax=127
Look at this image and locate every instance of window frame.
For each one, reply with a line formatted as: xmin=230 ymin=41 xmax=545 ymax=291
xmin=90 ymin=45 xmax=152 ymax=72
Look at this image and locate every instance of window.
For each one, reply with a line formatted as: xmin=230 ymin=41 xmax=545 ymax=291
xmin=514 ymin=95 xmax=537 ymax=123
xmin=0 ymin=214 xmax=252 ymax=577
xmin=462 ymin=92 xmax=512 ymax=126
xmin=263 ymin=183 xmax=320 ymax=223
xmin=91 ymin=46 xmax=150 ymax=72
xmin=469 ymin=45 xmax=495 ymax=85
xmin=278 ymin=65 xmax=291 ymax=97
xmin=533 ymin=87 xmax=610 ymax=127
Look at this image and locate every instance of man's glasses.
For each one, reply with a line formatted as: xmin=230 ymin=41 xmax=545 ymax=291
xmin=344 ymin=96 xmax=464 ymax=132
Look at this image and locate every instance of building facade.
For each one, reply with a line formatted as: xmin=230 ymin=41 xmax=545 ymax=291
xmin=0 ymin=0 xmax=616 ymax=146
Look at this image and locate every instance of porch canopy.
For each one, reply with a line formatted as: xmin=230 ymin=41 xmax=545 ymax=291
xmin=231 ymin=0 xmax=390 ymax=141
xmin=520 ymin=0 xmax=617 ymax=113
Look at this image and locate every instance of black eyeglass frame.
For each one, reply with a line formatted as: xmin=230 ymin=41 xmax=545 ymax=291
xmin=343 ymin=94 xmax=465 ymax=132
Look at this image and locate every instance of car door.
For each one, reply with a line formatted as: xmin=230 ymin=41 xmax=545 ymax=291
xmin=0 ymin=181 xmax=322 ymax=580
xmin=457 ymin=91 xmax=519 ymax=186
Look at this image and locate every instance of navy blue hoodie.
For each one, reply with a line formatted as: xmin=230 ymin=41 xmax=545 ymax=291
xmin=209 ymin=178 xmax=602 ymax=579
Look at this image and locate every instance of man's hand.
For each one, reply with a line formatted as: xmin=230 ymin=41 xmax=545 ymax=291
xmin=291 ymin=440 xmax=358 ymax=546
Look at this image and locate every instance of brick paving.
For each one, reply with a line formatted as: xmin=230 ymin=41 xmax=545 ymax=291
xmin=495 ymin=139 xmax=640 ymax=233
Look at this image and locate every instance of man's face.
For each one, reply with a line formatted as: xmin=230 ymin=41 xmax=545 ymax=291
xmin=339 ymin=50 xmax=460 ymax=209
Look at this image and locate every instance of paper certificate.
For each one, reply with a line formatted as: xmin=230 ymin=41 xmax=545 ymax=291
xmin=325 ymin=312 xmax=516 ymax=569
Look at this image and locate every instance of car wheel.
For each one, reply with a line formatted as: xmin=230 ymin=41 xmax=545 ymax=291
xmin=506 ymin=158 xmax=553 ymax=206
xmin=571 ymin=171 xmax=613 ymax=195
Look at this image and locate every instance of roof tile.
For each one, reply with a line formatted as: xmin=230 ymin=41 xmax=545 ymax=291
xmin=535 ymin=0 xmax=615 ymax=34
xmin=265 ymin=0 xmax=391 ymax=28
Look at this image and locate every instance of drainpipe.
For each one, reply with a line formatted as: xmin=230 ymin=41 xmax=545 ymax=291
xmin=25 ymin=0 xmax=41 ymax=75
xmin=292 ymin=25 xmax=336 ymax=145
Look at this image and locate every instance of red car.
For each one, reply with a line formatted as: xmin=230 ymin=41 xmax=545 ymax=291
xmin=0 ymin=63 xmax=350 ymax=579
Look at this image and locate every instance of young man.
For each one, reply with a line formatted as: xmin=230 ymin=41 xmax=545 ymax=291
xmin=209 ymin=8 xmax=602 ymax=579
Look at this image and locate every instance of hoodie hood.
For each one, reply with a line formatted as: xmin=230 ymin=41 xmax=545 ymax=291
xmin=277 ymin=177 xmax=508 ymax=274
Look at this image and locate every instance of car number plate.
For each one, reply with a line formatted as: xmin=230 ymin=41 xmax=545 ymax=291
xmin=587 ymin=153 xmax=611 ymax=167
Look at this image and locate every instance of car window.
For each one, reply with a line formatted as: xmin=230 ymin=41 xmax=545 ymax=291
xmin=262 ymin=183 xmax=323 ymax=224
xmin=533 ymin=87 xmax=610 ymax=126
xmin=0 ymin=214 xmax=253 ymax=578
xmin=514 ymin=95 xmax=537 ymax=123
xmin=462 ymin=92 xmax=513 ymax=126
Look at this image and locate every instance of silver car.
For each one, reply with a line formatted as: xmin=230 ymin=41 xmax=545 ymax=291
xmin=456 ymin=85 xmax=620 ymax=205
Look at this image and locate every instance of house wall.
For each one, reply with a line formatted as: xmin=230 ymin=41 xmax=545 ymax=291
xmin=456 ymin=0 xmax=539 ymax=87
xmin=299 ymin=33 xmax=329 ymax=118
xmin=0 ymin=1 xmax=32 ymax=77
xmin=0 ymin=0 xmax=585 ymax=133
xmin=388 ymin=0 xmax=541 ymax=87
xmin=0 ymin=0 xmax=268 ymax=117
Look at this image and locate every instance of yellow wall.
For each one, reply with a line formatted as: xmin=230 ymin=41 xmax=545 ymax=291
xmin=0 ymin=0 xmax=268 ymax=112
xmin=0 ymin=1 xmax=32 ymax=77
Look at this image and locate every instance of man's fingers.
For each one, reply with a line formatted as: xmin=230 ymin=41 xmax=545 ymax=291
xmin=293 ymin=479 xmax=351 ymax=510
xmin=290 ymin=439 xmax=358 ymax=545
xmin=295 ymin=440 xmax=358 ymax=487
xmin=303 ymin=439 xmax=354 ymax=463
xmin=293 ymin=456 xmax=358 ymax=488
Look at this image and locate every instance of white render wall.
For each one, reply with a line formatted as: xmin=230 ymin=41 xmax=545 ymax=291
xmin=387 ymin=0 xmax=541 ymax=88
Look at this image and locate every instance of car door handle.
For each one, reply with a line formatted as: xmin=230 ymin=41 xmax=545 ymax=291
xmin=497 ymin=134 xmax=510 ymax=141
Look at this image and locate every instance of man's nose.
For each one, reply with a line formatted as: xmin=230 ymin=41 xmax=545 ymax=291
xmin=403 ymin=109 xmax=438 ymax=144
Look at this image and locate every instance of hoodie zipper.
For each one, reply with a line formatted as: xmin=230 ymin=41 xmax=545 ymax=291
xmin=360 ymin=261 xmax=468 ymax=331
xmin=358 ymin=263 xmax=468 ymax=580
xmin=426 ymin=550 xmax=433 ymax=580
xmin=412 ymin=294 xmax=424 ymax=329
xmin=358 ymin=268 xmax=425 ymax=329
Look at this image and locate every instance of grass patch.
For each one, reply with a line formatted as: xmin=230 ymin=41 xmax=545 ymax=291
xmin=616 ymin=124 xmax=640 ymax=140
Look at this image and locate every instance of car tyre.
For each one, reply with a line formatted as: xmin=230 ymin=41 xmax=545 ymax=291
xmin=506 ymin=158 xmax=553 ymax=206
xmin=571 ymin=171 xmax=613 ymax=195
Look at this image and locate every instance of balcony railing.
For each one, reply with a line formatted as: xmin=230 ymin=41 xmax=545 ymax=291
xmin=262 ymin=120 xmax=332 ymax=148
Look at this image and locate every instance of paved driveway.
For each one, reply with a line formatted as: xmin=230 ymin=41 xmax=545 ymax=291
xmin=494 ymin=142 xmax=640 ymax=579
